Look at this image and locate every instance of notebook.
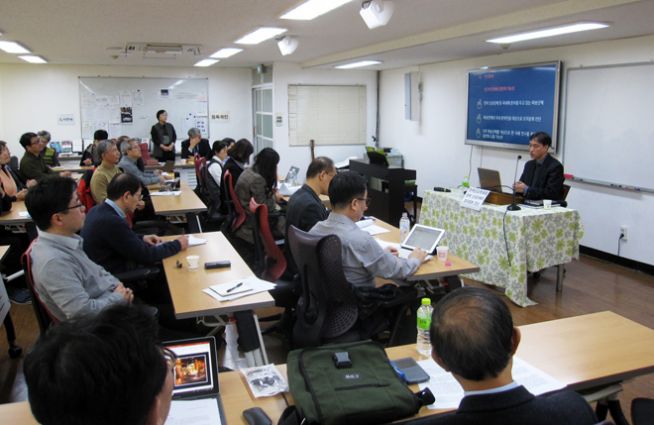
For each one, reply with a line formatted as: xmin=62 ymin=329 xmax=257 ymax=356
xmin=401 ymin=224 xmax=445 ymax=255
xmin=162 ymin=336 xmax=226 ymax=425
xmin=477 ymin=167 xmax=505 ymax=192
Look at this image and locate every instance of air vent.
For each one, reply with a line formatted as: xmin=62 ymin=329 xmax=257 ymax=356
xmin=123 ymin=43 xmax=202 ymax=59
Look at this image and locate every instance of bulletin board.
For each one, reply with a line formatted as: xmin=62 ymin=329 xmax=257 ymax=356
xmin=78 ymin=77 xmax=209 ymax=142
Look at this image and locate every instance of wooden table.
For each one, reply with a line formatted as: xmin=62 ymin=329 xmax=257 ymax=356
xmin=373 ymin=219 xmax=480 ymax=281
xmin=0 ymin=202 xmax=31 ymax=226
xmin=150 ymin=183 xmax=207 ymax=232
xmin=4 ymin=311 xmax=654 ymax=424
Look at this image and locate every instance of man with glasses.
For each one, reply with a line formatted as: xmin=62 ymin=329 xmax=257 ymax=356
xmin=512 ymin=132 xmax=564 ymax=200
xmin=26 ymin=176 xmax=133 ymax=321
xmin=310 ymin=171 xmax=427 ymax=288
xmin=118 ymin=138 xmax=166 ymax=186
xmin=24 ymin=304 xmax=175 ymax=425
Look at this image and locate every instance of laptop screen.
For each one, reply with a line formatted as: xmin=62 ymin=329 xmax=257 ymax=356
xmin=163 ymin=337 xmax=219 ymax=399
xmin=477 ymin=167 xmax=502 ymax=192
xmin=401 ymin=224 xmax=445 ymax=254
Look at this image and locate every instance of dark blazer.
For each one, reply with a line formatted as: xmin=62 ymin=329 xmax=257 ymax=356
xmin=150 ymin=122 xmax=177 ymax=161
xmin=409 ymin=386 xmax=596 ymax=425
xmin=81 ymin=202 xmax=181 ymax=275
xmin=519 ymin=154 xmax=564 ymax=200
xmin=181 ymin=138 xmax=212 ymax=160
xmin=286 ymin=184 xmax=328 ymax=233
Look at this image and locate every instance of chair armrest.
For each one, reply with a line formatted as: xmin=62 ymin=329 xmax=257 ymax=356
xmin=114 ymin=267 xmax=161 ymax=283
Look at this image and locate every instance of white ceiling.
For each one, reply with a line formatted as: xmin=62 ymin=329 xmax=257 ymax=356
xmin=1 ymin=0 xmax=653 ymax=70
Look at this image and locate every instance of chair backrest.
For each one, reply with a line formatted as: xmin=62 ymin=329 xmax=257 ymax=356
xmin=10 ymin=155 xmax=19 ymax=171
xmin=249 ymin=198 xmax=286 ymax=282
xmin=194 ymin=156 xmax=205 ymax=185
xmin=287 ymin=225 xmax=358 ymax=348
xmin=21 ymin=239 xmax=59 ymax=335
xmin=561 ymin=183 xmax=571 ymax=200
xmin=224 ymin=170 xmax=246 ymax=231
xmin=139 ymin=143 xmax=152 ymax=161
xmin=77 ymin=168 xmax=96 ymax=211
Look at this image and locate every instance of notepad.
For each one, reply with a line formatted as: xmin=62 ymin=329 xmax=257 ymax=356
xmin=187 ymin=235 xmax=207 ymax=246
xmin=203 ymin=276 xmax=276 ymax=302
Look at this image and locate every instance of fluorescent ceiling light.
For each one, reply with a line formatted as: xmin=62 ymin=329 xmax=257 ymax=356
xmin=19 ymin=55 xmax=47 ymax=64
xmin=277 ymin=36 xmax=299 ymax=56
xmin=335 ymin=60 xmax=382 ymax=69
xmin=281 ymin=0 xmax=353 ymax=21
xmin=486 ymin=22 xmax=609 ymax=44
xmin=210 ymin=48 xmax=243 ymax=59
xmin=360 ymin=0 xmax=394 ymax=29
xmin=235 ymin=27 xmax=287 ymax=45
xmin=194 ymin=58 xmax=219 ymax=67
xmin=0 ymin=41 xmax=31 ymax=54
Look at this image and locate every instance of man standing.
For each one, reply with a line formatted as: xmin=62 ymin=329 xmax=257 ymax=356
xmin=286 ymin=157 xmax=335 ymax=233
xmin=513 ymin=132 xmax=564 ymax=200
xmin=150 ymin=109 xmax=177 ymax=162
xmin=413 ymin=287 xmax=597 ymax=425
xmin=82 ymin=173 xmax=188 ymax=276
xmin=310 ymin=171 xmax=427 ymax=288
xmin=90 ymin=140 xmax=122 ymax=203
xmin=25 ymin=176 xmax=133 ymax=321
xmin=118 ymin=138 xmax=165 ymax=186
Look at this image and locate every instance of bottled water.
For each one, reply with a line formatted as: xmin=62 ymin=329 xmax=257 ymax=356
xmin=416 ymin=298 xmax=433 ymax=357
xmin=399 ymin=212 xmax=410 ymax=242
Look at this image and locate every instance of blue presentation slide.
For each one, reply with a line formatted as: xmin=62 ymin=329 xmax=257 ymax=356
xmin=466 ymin=63 xmax=559 ymax=146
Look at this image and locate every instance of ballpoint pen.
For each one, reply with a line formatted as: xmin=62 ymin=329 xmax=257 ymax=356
xmin=226 ymin=282 xmax=243 ymax=293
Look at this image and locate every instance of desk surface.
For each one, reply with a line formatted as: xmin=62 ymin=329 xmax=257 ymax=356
xmin=162 ymin=232 xmax=274 ymax=319
xmin=151 ymin=183 xmax=207 ymax=216
xmin=0 ymin=201 xmax=31 ymax=225
xmin=3 ymin=311 xmax=654 ymax=424
xmin=373 ymin=219 xmax=480 ymax=280
xmin=0 ymin=245 xmax=9 ymax=260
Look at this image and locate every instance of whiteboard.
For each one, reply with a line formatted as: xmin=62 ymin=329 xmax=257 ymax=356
xmin=562 ymin=62 xmax=654 ymax=192
xmin=288 ymin=85 xmax=366 ymax=146
xmin=79 ymin=77 xmax=209 ymax=142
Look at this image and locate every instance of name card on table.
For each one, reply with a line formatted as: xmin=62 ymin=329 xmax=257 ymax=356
xmin=460 ymin=187 xmax=490 ymax=211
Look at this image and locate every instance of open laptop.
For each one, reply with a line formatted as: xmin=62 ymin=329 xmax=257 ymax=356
xmin=162 ymin=336 xmax=227 ymax=424
xmin=401 ymin=224 xmax=446 ymax=255
xmin=477 ymin=167 xmax=506 ymax=193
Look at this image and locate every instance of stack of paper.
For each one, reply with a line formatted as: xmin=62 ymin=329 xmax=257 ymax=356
xmin=165 ymin=399 xmax=222 ymax=425
xmin=187 ymin=234 xmax=207 ymax=246
xmin=150 ymin=191 xmax=181 ymax=196
xmin=203 ymin=276 xmax=276 ymax=302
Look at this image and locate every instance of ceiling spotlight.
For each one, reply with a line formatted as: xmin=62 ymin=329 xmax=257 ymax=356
xmin=359 ymin=0 xmax=394 ymax=29
xmin=277 ymin=36 xmax=299 ymax=56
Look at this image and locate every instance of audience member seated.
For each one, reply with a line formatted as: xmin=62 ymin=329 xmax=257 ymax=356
xmin=513 ymin=131 xmax=564 ymax=200
xmin=0 ymin=140 xmax=33 ymax=201
xmin=82 ymin=173 xmax=188 ymax=276
xmin=80 ymin=129 xmax=107 ymax=166
xmin=90 ymin=140 xmax=122 ymax=204
xmin=207 ymin=140 xmax=228 ymax=189
xmin=310 ymin=171 xmax=427 ymax=288
xmin=118 ymin=138 xmax=165 ymax=186
xmin=414 ymin=287 xmax=597 ymax=425
xmin=24 ymin=304 xmax=174 ymax=425
xmin=37 ymin=130 xmax=60 ymax=167
xmin=25 ymin=176 xmax=133 ymax=321
xmin=222 ymin=137 xmax=236 ymax=151
xmin=181 ymin=127 xmax=211 ymax=160
xmin=222 ymin=138 xmax=253 ymax=186
xmin=19 ymin=132 xmax=56 ymax=182
xmin=234 ymin=147 xmax=286 ymax=246
xmin=286 ymin=156 xmax=335 ymax=233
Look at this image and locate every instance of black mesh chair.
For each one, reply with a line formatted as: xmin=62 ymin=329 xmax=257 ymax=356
xmin=632 ymin=398 xmax=654 ymax=425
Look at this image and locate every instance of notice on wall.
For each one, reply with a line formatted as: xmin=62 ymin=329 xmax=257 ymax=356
xmin=58 ymin=114 xmax=75 ymax=125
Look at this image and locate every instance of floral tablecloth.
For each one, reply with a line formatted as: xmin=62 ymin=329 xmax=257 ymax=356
xmin=420 ymin=190 xmax=583 ymax=307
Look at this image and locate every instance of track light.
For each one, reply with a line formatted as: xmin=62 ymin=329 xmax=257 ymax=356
xmin=359 ymin=0 xmax=394 ymax=29
xmin=277 ymin=36 xmax=299 ymax=56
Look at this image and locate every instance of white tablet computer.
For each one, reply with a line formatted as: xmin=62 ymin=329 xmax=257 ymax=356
xmin=400 ymin=224 xmax=445 ymax=255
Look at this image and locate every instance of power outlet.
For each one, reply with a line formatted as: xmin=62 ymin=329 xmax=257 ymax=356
xmin=620 ymin=225 xmax=628 ymax=241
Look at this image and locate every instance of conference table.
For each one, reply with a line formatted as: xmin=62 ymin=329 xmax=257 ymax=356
xmin=150 ymin=183 xmax=207 ymax=232
xmin=419 ymin=190 xmax=584 ymax=306
xmin=4 ymin=311 xmax=651 ymax=424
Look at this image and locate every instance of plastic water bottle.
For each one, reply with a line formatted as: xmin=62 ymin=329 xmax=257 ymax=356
xmin=399 ymin=212 xmax=410 ymax=242
xmin=416 ymin=298 xmax=434 ymax=357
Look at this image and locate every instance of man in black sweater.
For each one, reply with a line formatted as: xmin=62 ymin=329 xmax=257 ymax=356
xmin=285 ymin=156 xmax=335 ymax=233
xmin=513 ymin=131 xmax=564 ymax=200
xmin=81 ymin=173 xmax=188 ymax=276
xmin=409 ymin=288 xmax=596 ymax=425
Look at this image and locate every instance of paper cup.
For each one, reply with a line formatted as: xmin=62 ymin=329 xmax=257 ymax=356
xmin=543 ymin=199 xmax=552 ymax=209
xmin=436 ymin=246 xmax=449 ymax=262
xmin=186 ymin=255 xmax=200 ymax=269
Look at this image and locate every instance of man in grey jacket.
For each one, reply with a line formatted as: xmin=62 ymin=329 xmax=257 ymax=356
xmin=118 ymin=138 xmax=165 ymax=186
xmin=25 ymin=176 xmax=133 ymax=321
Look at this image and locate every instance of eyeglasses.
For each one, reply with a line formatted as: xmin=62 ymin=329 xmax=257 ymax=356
xmin=58 ymin=203 xmax=84 ymax=213
xmin=356 ymin=197 xmax=372 ymax=206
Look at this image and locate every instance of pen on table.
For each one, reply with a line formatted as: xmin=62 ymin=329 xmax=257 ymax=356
xmin=226 ymin=282 xmax=243 ymax=293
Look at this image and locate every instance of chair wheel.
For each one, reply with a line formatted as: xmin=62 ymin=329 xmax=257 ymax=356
xmin=8 ymin=345 xmax=23 ymax=359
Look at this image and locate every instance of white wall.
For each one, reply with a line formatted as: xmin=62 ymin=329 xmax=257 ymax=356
xmin=379 ymin=34 xmax=654 ymax=266
xmin=0 ymin=64 xmax=253 ymax=154
xmin=272 ymin=62 xmax=377 ymax=178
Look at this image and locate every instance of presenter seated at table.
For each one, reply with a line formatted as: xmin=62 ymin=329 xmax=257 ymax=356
xmin=310 ymin=171 xmax=427 ymax=288
xmin=24 ymin=304 xmax=174 ymax=425
xmin=234 ymin=147 xmax=286 ymax=246
xmin=19 ymin=132 xmax=71 ymax=182
xmin=181 ymin=127 xmax=211 ymax=160
xmin=37 ymin=130 xmax=60 ymax=167
xmin=513 ymin=132 xmax=564 ymax=200
xmin=118 ymin=138 xmax=165 ymax=186
xmin=411 ymin=287 xmax=596 ymax=425
xmin=90 ymin=140 xmax=122 ymax=204
xmin=26 ymin=176 xmax=134 ymax=321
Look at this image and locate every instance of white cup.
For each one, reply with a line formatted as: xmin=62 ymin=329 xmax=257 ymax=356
xmin=436 ymin=246 xmax=449 ymax=262
xmin=186 ymin=255 xmax=200 ymax=269
xmin=543 ymin=199 xmax=552 ymax=209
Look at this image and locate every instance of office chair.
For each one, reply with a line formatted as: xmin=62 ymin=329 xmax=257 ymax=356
xmin=248 ymin=198 xmax=286 ymax=282
xmin=561 ymin=183 xmax=571 ymax=201
xmin=21 ymin=240 xmax=60 ymax=335
xmin=194 ymin=157 xmax=226 ymax=230
xmin=631 ymin=398 xmax=654 ymax=425
xmin=223 ymin=170 xmax=247 ymax=233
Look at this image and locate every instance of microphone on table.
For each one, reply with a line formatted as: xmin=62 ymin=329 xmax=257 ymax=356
xmin=507 ymin=155 xmax=522 ymax=211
